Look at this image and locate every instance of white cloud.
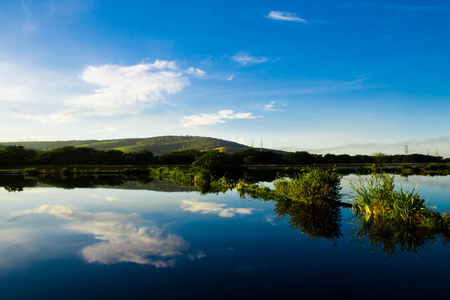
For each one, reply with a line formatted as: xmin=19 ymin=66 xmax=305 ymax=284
xmin=267 ymin=11 xmax=306 ymax=22
xmin=186 ymin=67 xmax=206 ymax=78
xmin=227 ymin=75 xmax=235 ymax=81
xmin=180 ymin=109 xmax=255 ymax=128
xmin=11 ymin=205 xmax=190 ymax=267
xmin=264 ymin=100 xmax=287 ymax=111
xmin=232 ymin=52 xmax=268 ymax=66
xmin=13 ymin=60 xmax=196 ymax=124
xmin=180 ymin=199 xmax=254 ymax=218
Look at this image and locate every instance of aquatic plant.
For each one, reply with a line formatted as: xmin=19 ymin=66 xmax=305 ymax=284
xmin=347 ymin=173 xmax=436 ymax=227
xmin=348 ymin=173 xmax=395 ymax=218
xmin=346 ymin=173 xmax=450 ymax=257
xmin=274 ymin=168 xmax=342 ymax=205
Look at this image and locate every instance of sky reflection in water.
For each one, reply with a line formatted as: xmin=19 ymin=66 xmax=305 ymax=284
xmin=1 ymin=175 xmax=450 ymax=299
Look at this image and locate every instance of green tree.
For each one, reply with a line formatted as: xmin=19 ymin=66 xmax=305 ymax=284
xmin=191 ymin=150 xmax=245 ymax=180
xmin=0 ymin=145 xmax=38 ymax=166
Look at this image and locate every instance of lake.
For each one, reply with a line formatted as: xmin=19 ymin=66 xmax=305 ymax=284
xmin=0 ymin=174 xmax=449 ymax=299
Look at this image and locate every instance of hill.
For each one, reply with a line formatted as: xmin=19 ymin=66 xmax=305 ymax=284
xmin=0 ymin=136 xmax=257 ymax=155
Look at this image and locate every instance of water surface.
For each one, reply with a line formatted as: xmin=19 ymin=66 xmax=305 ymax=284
xmin=0 ymin=175 xmax=449 ymax=299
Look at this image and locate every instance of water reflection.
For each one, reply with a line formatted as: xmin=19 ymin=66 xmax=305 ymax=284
xmin=0 ymin=174 xmax=197 ymax=192
xmin=180 ymin=199 xmax=255 ymax=217
xmin=0 ymin=174 xmax=37 ymax=192
xmin=351 ymin=213 xmax=440 ymax=258
xmin=11 ymin=205 xmax=190 ymax=267
xmin=273 ymin=198 xmax=343 ymax=242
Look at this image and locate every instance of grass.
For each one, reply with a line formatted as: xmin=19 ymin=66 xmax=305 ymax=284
xmin=347 ymin=173 xmax=450 ymax=257
xmin=347 ymin=173 xmax=435 ymax=224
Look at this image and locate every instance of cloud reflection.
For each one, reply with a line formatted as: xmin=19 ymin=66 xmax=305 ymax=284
xmin=180 ymin=199 xmax=254 ymax=217
xmin=11 ymin=205 xmax=189 ymax=267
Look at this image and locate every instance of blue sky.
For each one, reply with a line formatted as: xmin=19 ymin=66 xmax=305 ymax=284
xmin=0 ymin=0 xmax=449 ymax=157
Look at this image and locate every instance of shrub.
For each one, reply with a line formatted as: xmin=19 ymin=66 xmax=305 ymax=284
xmin=274 ymin=168 xmax=342 ymax=205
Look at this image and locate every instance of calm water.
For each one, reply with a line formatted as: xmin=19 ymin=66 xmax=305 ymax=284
xmin=0 ymin=175 xmax=449 ymax=299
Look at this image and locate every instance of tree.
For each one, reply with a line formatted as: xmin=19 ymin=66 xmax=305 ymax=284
xmin=0 ymin=145 xmax=38 ymax=166
xmin=283 ymin=151 xmax=315 ymax=164
xmin=191 ymin=150 xmax=245 ymax=180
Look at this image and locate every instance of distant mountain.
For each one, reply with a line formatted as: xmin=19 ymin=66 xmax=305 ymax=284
xmin=0 ymin=136 xmax=262 ymax=155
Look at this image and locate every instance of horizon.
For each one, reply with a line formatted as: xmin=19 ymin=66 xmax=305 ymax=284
xmin=0 ymin=0 xmax=449 ymax=157
xmin=2 ymin=135 xmax=448 ymax=158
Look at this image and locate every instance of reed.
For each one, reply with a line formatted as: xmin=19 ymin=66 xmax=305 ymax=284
xmin=347 ymin=173 xmax=436 ymax=226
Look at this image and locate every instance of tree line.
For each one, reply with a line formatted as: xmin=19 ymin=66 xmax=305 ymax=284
xmin=0 ymin=145 xmax=447 ymax=168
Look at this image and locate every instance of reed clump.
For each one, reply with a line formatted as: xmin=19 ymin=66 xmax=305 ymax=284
xmin=348 ymin=173 xmax=437 ymax=226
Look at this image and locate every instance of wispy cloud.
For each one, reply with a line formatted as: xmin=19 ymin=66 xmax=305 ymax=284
xmin=180 ymin=109 xmax=255 ymax=128
xmin=231 ymin=51 xmax=268 ymax=66
xmin=227 ymin=75 xmax=235 ymax=81
xmin=186 ymin=67 xmax=206 ymax=78
xmin=13 ymin=60 xmax=204 ymax=124
xmin=264 ymin=100 xmax=287 ymax=111
xmin=180 ymin=199 xmax=254 ymax=218
xmin=267 ymin=11 xmax=306 ymax=23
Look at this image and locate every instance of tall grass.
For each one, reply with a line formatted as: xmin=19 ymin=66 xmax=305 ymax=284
xmin=347 ymin=173 xmax=447 ymax=257
xmin=347 ymin=173 xmax=436 ymax=226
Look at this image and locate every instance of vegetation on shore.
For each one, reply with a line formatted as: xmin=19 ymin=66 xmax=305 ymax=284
xmin=1 ymin=144 xmax=449 ymax=176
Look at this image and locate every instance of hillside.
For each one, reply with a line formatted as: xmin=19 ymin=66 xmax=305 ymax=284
xmin=0 ymin=136 xmax=254 ymax=155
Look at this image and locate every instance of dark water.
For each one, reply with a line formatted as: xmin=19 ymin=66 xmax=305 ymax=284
xmin=0 ymin=175 xmax=449 ymax=299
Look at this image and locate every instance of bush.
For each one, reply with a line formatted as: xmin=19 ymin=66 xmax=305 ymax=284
xmin=274 ymin=168 xmax=342 ymax=205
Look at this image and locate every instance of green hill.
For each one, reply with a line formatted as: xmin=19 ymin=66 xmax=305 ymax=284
xmin=0 ymin=136 xmax=253 ymax=155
